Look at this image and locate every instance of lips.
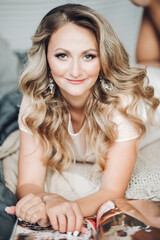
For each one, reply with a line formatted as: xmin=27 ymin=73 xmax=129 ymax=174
xmin=66 ymin=78 xmax=86 ymax=84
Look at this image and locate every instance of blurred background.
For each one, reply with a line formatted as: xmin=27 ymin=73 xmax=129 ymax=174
xmin=0 ymin=0 xmax=143 ymax=62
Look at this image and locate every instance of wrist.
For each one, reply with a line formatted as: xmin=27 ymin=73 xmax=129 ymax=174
xmin=16 ymin=183 xmax=45 ymax=199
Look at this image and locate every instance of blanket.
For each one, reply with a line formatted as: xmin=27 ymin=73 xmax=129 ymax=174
xmin=0 ymin=89 xmax=22 ymax=145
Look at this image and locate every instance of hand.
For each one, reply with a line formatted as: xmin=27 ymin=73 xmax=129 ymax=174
xmin=43 ymin=194 xmax=84 ymax=235
xmin=6 ymin=193 xmax=50 ymax=227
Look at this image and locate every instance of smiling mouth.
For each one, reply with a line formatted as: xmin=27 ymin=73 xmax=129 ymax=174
xmin=66 ymin=79 xmax=86 ymax=84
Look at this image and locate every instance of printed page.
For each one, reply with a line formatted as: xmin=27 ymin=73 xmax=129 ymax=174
xmin=13 ymin=218 xmax=93 ymax=240
xmin=96 ymin=199 xmax=160 ymax=240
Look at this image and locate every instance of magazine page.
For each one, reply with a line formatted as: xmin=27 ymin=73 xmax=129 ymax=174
xmin=12 ymin=218 xmax=94 ymax=240
xmin=96 ymin=199 xmax=160 ymax=240
xmin=84 ymin=217 xmax=97 ymax=240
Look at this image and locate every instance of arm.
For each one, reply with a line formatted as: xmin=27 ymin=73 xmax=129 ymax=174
xmin=10 ymin=131 xmax=85 ymax=234
xmin=16 ymin=131 xmax=47 ymax=199
xmin=75 ymin=138 xmax=138 ymax=217
xmin=14 ymin=130 xmax=50 ymax=226
xmin=136 ymin=6 xmax=160 ymax=67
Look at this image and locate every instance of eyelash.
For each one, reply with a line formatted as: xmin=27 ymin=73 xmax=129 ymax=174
xmin=55 ymin=53 xmax=97 ymax=60
xmin=84 ymin=54 xmax=96 ymax=60
xmin=55 ymin=53 xmax=67 ymax=59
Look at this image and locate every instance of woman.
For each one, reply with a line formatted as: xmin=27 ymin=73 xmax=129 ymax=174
xmin=5 ymin=3 xmax=159 ymax=236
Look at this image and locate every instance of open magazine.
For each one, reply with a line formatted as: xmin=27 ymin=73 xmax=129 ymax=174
xmin=11 ymin=199 xmax=160 ymax=240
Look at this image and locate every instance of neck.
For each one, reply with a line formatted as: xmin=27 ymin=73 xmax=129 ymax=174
xmin=60 ymin=91 xmax=89 ymax=133
xmin=60 ymin=89 xmax=90 ymax=110
xmin=69 ymin=105 xmax=85 ymax=133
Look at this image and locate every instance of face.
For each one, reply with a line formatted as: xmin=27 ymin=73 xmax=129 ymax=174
xmin=47 ymin=23 xmax=101 ymax=103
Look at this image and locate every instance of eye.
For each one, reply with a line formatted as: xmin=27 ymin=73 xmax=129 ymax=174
xmin=55 ymin=53 xmax=68 ymax=60
xmin=84 ymin=54 xmax=96 ymax=60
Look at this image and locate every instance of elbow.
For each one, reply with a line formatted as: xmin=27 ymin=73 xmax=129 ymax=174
xmin=100 ymin=187 xmax=126 ymax=200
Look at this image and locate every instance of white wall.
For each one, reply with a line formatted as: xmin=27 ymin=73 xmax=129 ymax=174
xmin=0 ymin=0 xmax=143 ymax=63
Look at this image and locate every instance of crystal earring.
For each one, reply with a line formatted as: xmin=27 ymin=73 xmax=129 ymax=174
xmin=48 ymin=78 xmax=54 ymax=94
xmin=99 ymin=75 xmax=111 ymax=90
xmin=104 ymin=82 xmax=111 ymax=90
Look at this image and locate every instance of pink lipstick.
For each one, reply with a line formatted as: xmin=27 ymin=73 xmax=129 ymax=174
xmin=66 ymin=78 xmax=86 ymax=84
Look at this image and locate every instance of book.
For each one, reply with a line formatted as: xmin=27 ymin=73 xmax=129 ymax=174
xmin=11 ymin=198 xmax=160 ymax=240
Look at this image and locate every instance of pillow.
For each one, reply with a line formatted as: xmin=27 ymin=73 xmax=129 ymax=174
xmin=125 ymin=139 xmax=160 ymax=200
xmin=0 ymin=36 xmax=19 ymax=99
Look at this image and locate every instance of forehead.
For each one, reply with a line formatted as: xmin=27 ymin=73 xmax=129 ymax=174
xmin=48 ymin=22 xmax=98 ymax=50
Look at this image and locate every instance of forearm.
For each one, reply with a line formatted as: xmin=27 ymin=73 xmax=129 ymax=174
xmin=76 ymin=189 xmax=124 ymax=217
xmin=16 ymin=183 xmax=47 ymax=200
xmin=78 ymin=140 xmax=137 ymax=217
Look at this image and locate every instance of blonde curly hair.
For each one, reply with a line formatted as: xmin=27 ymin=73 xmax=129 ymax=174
xmin=19 ymin=3 xmax=159 ymax=172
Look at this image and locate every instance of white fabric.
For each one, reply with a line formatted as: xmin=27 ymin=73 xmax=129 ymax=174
xmin=45 ymin=163 xmax=101 ymax=201
xmin=139 ymin=67 xmax=160 ymax=149
xmin=18 ymin=96 xmax=32 ymax=135
xmin=125 ymin=139 xmax=160 ymax=201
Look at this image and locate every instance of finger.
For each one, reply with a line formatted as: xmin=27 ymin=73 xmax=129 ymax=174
xmin=48 ymin=213 xmax=59 ymax=231
xmin=16 ymin=194 xmax=42 ymax=220
xmin=31 ymin=210 xmax=49 ymax=226
xmin=65 ymin=208 xmax=76 ymax=233
xmin=72 ymin=203 xmax=83 ymax=233
xmin=81 ymin=226 xmax=88 ymax=234
xmin=25 ymin=201 xmax=46 ymax=223
xmin=5 ymin=206 xmax=16 ymax=215
xmin=58 ymin=214 xmax=67 ymax=233
xmin=16 ymin=194 xmax=34 ymax=217
xmin=30 ymin=210 xmax=48 ymax=224
xmin=37 ymin=218 xmax=50 ymax=227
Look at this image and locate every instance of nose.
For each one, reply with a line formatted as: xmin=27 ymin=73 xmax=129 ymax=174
xmin=69 ymin=58 xmax=82 ymax=78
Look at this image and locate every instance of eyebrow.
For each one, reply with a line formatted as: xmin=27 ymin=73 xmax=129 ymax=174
xmin=54 ymin=48 xmax=98 ymax=54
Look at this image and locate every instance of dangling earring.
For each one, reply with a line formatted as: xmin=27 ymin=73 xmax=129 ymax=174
xmin=48 ymin=77 xmax=54 ymax=94
xmin=104 ymin=82 xmax=111 ymax=90
xmin=99 ymin=75 xmax=111 ymax=90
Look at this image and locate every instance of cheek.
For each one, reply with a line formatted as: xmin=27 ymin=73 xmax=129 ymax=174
xmin=49 ymin=60 xmax=67 ymax=78
xmin=87 ymin=61 xmax=101 ymax=78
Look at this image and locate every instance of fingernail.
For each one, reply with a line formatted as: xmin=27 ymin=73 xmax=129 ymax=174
xmin=5 ymin=207 xmax=9 ymax=212
xmin=67 ymin=232 xmax=72 ymax=236
xmin=73 ymin=231 xmax=79 ymax=237
xmin=4 ymin=206 xmax=16 ymax=215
